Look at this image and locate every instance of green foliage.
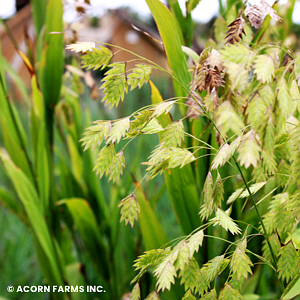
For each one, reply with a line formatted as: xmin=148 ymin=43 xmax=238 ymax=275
xmin=65 ymin=4 xmax=300 ymax=296
xmin=3 ymin=1 xmax=300 ymax=299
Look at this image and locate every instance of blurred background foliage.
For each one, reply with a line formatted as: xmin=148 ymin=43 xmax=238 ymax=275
xmin=0 ymin=0 xmax=300 ymax=299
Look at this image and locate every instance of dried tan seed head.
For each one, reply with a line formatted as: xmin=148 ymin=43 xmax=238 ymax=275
xmin=186 ymin=91 xmax=204 ymax=120
xmin=245 ymin=5 xmax=265 ymax=29
xmin=225 ymin=16 xmax=246 ymax=44
xmin=260 ymin=0 xmax=282 ymax=22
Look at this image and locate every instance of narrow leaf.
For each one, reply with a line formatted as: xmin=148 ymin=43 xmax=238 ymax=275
xmin=0 ymin=149 xmax=63 ymax=286
xmin=146 ymin=0 xmax=191 ymax=98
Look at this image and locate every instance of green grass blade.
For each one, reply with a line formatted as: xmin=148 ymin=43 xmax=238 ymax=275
xmin=0 ymin=71 xmax=34 ymax=182
xmin=0 ymin=56 xmax=29 ymax=102
xmin=164 ymin=168 xmax=201 ymax=235
xmin=31 ymin=0 xmax=47 ymax=34
xmin=36 ymin=122 xmax=50 ymax=212
xmin=281 ymin=273 xmax=300 ymax=299
xmin=40 ymin=0 xmax=64 ymax=108
xmin=0 ymin=186 xmax=21 ymax=216
xmin=65 ymin=263 xmax=88 ymax=300
xmin=150 ymin=81 xmax=200 ymax=235
xmin=58 ymin=198 xmax=110 ymax=280
xmin=0 ymin=149 xmax=64 ymax=287
xmin=134 ymin=181 xmax=169 ymax=250
xmin=146 ymin=0 xmax=191 ymax=98
xmin=30 ymin=75 xmax=50 ymax=212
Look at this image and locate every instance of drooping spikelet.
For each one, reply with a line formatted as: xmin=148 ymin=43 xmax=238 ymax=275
xmin=225 ymin=16 xmax=246 ymax=44
xmin=260 ymin=0 xmax=282 ymax=22
xmin=192 ymin=50 xmax=224 ymax=94
xmin=186 ymin=91 xmax=204 ymax=120
xmin=244 ymin=5 xmax=264 ymax=29
xmin=189 ymin=49 xmax=224 ymax=114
